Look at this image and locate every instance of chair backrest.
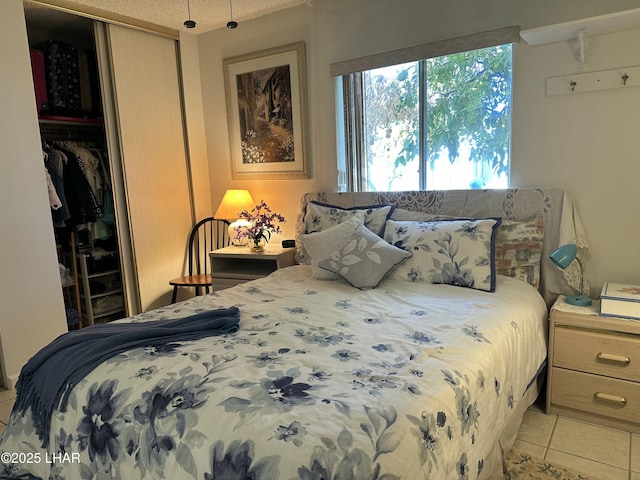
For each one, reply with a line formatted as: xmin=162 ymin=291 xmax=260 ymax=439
xmin=188 ymin=218 xmax=230 ymax=276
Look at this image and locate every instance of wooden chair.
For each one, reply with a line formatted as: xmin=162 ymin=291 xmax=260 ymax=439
xmin=169 ymin=217 xmax=230 ymax=303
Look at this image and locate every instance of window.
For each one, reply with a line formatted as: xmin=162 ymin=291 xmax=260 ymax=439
xmin=337 ymin=43 xmax=513 ymax=192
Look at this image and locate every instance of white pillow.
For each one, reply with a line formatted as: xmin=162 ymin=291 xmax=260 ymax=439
xmin=300 ymin=214 xmax=364 ymax=280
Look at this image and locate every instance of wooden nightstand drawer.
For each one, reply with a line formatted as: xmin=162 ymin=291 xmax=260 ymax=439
xmin=554 ymin=326 xmax=640 ymax=382
xmin=547 ymin=303 xmax=640 ymax=431
xmin=551 ymin=368 xmax=640 ymax=424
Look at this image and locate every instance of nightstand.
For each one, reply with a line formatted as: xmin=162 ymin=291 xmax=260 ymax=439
xmin=546 ymin=296 xmax=640 ymax=432
xmin=209 ymin=244 xmax=296 ymax=290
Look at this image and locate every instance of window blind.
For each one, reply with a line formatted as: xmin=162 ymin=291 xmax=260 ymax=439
xmin=329 ymin=25 xmax=520 ymax=76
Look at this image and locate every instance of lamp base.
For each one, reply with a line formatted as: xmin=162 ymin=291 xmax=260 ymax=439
xmin=229 ymin=219 xmax=251 ymax=246
xmin=564 ymin=294 xmax=592 ymax=306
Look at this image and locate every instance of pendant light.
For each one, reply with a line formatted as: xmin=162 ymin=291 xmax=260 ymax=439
xmin=184 ymin=0 xmax=196 ymax=28
xmin=226 ymin=0 xmax=238 ymax=29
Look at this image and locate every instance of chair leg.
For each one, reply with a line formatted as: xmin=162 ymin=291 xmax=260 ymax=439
xmin=171 ymin=286 xmax=178 ymax=304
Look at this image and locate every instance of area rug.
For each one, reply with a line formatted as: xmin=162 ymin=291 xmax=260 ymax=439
xmin=505 ymin=448 xmax=594 ymax=480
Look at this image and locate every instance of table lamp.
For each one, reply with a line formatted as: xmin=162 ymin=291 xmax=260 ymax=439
xmin=549 ymin=243 xmax=592 ymax=306
xmin=214 ymin=189 xmax=255 ymax=245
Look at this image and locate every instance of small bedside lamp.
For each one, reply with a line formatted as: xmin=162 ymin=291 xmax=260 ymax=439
xmin=214 ymin=189 xmax=255 ymax=245
xmin=549 ymin=243 xmax=592 ymax=306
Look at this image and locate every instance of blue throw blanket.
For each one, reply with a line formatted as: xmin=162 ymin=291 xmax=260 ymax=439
xmin=14 ymin=306 xmax=240 ymax=448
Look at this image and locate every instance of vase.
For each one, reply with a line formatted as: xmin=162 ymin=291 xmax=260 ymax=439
xmin=248 ymin=237 xmax=266 ymax=252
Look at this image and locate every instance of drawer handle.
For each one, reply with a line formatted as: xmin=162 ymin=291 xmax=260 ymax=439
xmin=596 ymin=352 xmax=631 ymax=365
xmin=594 ymin=392 xmax=627 ymax=405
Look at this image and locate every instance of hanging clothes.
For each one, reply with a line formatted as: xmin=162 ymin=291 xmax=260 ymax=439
xmin=44 ymin=167 xmax=62 ymax=211
xmin=57 ymin=141 xmax=104 ymax=204
xmin=88 ymin=147 xmax=115 ymax=239
xmin=42 ymin=139 xmax=109 ymax=228
xmin=43 ymin=142 xmax=71 ymax=226
xmin=58 ymin=145 xmax=103 ymax=226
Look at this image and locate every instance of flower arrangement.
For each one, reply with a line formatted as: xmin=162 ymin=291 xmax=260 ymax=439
xmin=236 ymin=200 xmax=286 ymax=251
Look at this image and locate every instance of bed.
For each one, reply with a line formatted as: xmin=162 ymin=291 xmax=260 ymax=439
xmin=0 ymin=188 xmax=589 ymax=480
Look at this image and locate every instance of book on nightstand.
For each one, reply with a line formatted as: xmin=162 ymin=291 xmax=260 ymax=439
xmin=600 ymin=282 xmax=640 ymax=319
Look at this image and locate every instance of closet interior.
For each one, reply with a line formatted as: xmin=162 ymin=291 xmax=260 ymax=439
xmin=25 ymin=4 xmax=126 ymax=328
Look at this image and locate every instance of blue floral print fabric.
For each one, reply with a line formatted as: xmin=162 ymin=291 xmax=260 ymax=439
xmin=384 ymin=218 xmax=502 ymax=292
xmin=0 ymin=266 xmax=547 ymax=480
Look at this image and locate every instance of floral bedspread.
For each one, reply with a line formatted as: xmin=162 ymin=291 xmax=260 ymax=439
xmin=0 ymin=266 xmax=547 ymax=480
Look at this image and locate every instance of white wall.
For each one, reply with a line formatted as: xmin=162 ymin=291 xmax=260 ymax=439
xmin=199 ymin=0 xmax=640 ymax=295
xmin=513 ymin=29 xmax=640 ymax=292
xmin=0 ymin=0 xmax=68 ymax=388
xmin=198 ymin=5 xmax=318 ymax=243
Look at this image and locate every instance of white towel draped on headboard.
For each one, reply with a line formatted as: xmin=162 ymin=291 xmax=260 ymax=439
xmin=296 ymin=188 xmax=590 ymax=307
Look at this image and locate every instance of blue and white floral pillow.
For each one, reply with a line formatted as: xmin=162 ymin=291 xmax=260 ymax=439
xmin=304 ymin=201 xmax=395 ymax=236
xmin=318 ymin=224 xmax=411 ymax=289
xmin=383 ymin=218 xmax=502 ymax=292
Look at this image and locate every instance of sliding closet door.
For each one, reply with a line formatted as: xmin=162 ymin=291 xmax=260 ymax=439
xmin=104 ymin=24 xmax=193 ymax=312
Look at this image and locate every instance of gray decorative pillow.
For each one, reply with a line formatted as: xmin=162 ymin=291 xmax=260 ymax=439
xmin=300 ymin=214 xmax=364 ymax=279
xmin=383 ymin=218 xmax=501 ymax=292
xmin=318 ymin=224 xmax=411 ymax=289
xmin=304 ymin=201 xmax=395 ymax=236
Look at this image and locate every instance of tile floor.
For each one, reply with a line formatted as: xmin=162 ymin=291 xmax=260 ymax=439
xmin=0 ymin=388 xmax=637 ymax=479
xmin=0 ymin=388 xmax=15 ymax=438
xmin=515 ymin=397 xmax=639 ymax=480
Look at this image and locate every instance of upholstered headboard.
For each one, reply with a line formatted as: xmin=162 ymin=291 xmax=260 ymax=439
xmin=296 ymin=188 xmax=590 ymax=307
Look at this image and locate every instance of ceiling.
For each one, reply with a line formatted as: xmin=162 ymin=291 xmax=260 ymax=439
xmin=24 ymin=0 xmax=312 ymax=35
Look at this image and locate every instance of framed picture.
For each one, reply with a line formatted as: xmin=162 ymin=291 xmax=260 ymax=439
xmin=224 ymin=41 xmax=309 ymax=180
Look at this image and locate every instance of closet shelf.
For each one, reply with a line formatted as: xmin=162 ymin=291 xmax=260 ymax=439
xmin=39 ymin=115 xmax=103 ymax=126
xmin=92 ymin=307 xmax=125 ymax=320
xmin=521 ymin=8 xmax=640 ymax=46
xmin=86 ymin=268 xmax=120 ymax=279
xmin=77 ymin=253 xmax=124 ymax=325
xmin=89 ymin=289 xmax=123 ymax=300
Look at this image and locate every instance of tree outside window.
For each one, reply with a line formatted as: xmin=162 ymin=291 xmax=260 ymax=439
xmin=342 ymin=44 xmax=512 ymax=192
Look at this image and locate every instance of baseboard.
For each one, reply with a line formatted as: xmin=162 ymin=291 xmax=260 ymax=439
xmin=4 ymin=373 xmax=18 ymax=390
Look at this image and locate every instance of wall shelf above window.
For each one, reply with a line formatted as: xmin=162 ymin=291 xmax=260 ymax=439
xmin=521 ymin=8 xmax=640 ymax=46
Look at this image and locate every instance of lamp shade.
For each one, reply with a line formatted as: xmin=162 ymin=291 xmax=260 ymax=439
xmin=214 ymin=189 xmax=255 ymax=220
xmin=549 ymin=243 xmax=592 ymax=306
xmin=549 ymin=243 xmax=578 ymax=270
